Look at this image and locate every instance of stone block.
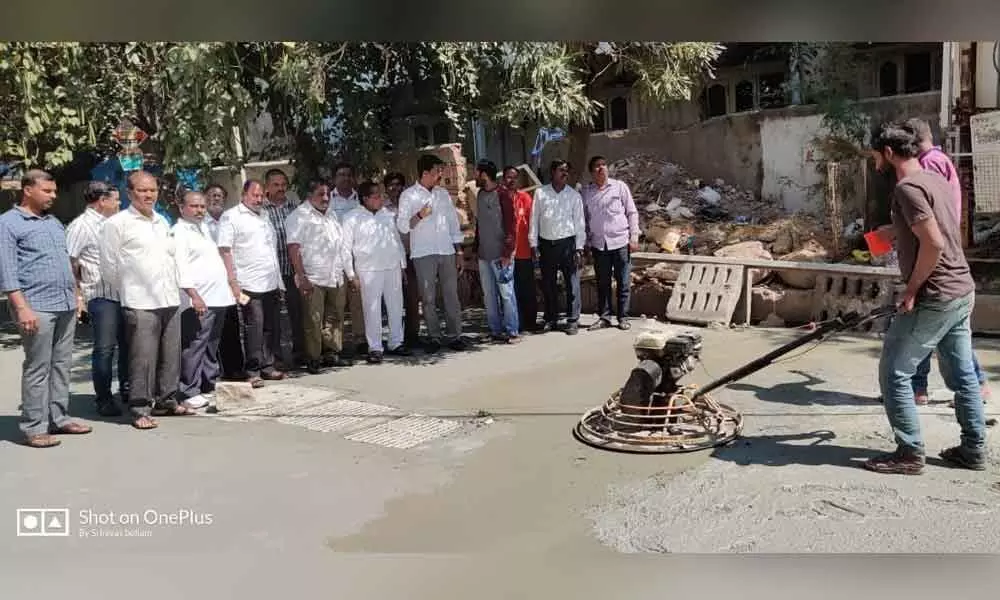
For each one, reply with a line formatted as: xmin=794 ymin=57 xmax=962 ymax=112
xmin=214 ymin=381 xmax=256 ymax=412
xmin=751 ymin=286 xmax=815 ymax=325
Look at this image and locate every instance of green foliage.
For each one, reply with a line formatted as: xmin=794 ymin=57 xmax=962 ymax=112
xmin=0 ymin=41 xmax=722 ymax=179
xmin=791 ymin=43 xmax=870 ymax=157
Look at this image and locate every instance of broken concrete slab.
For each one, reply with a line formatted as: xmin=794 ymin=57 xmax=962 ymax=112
xmin=751 ymin=286 xmax=815 ymax=325
xmin=213 ymin=381 xmax=256 ymax=412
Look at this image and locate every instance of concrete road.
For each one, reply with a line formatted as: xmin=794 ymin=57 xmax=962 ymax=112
xmin=1 ymin=316 xmax=998 ymax=596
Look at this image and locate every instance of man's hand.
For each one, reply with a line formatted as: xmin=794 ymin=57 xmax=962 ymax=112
xmin=76 ymin=295 xmax=86 ymax=320
xmin=500 ymin=256 xmax=512 ymax=268
xmin=897 ymin=289 xmax=917 ymax=313
xmin=16 ymin=305 xmax=39 ymax=335
xmin=229 ymin=281 xmax=242 ymax=304
xmin=628 ymin=241 xmax=640 ymax=253
xmin=531 ymin=248 xmax=539 ymax=263
xmin=191 ymin=294 xmax=208 ymax=317
xmin=295 ymin=273 xmax=314 ymax=296
xmin=573 ymin=250 xmax=584 ymax=269
xmin=349 ymin=277 xmax=359 ymax=289
xmin=456 ymin=254 xmax=465 ymax=273
xmin=418 ymin=204 xmax=433 ymax=218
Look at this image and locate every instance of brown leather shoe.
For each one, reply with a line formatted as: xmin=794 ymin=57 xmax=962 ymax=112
xmin=50 ymin=422 xmax=93 ymax=435
xmin=25 ymin=434 xmax=61 ymax=448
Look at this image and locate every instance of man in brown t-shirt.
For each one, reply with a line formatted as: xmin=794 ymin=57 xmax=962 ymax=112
xmin=865 ymin=120 xmax=987 ymax=475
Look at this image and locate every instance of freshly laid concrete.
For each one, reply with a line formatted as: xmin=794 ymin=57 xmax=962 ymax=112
xmin=1 ymin=315 xmax=998 ymax=594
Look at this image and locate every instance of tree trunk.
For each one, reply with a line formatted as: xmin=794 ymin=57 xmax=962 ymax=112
xmin=567 ymin=121 xmax=592 ymax=187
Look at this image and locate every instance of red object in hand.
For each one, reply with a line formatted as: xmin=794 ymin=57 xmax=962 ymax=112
xmin=864 ymin=230 xmax=893 ymax=257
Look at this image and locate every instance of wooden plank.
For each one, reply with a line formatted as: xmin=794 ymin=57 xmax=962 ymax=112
xmin=631 ymin=251 xmax=901 ymax=278
xmin=666 ymin=262 xmax=743 ymax=325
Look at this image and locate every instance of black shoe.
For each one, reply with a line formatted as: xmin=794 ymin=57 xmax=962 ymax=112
xmin=387 ymin=345 xmax=413 ymax=357
xmin=588 ymin=319 xmax=612 ymax=332
xmin=863 ymin=449 xmax=925 ymax=475
xmin=939 ymin=446 xmax=987 ymax=471
xmin=366 ymin=351 xmax=384 ymax=364
xmin=617 ymin=319 xmax=631 ymax=331
xmin=565 ymin=322 xmax=579 ymax=336
xmin=95 ymin=399 xmax=123 ymax=417
xmin=306 ymin=360 xmax=323 ymax=375
xmin=356 ymin=342 xmax=369 ymax=355
xmin=448 ymin=337 xmax=470 ymax=351
xmin=322 ymin=353 xmax=353 ymax=368
xmin=425 ymin=339 xmax=442 ymax=354
xmin=541 ymin=321 xmax=558 ymax=333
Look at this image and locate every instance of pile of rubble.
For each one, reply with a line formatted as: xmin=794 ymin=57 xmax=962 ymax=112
xmin=606 ymin=154 xmax=836 ymax=259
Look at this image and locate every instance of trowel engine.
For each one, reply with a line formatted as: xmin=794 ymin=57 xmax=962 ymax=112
xmin=619 ymin=329 xmax=704 ymax=427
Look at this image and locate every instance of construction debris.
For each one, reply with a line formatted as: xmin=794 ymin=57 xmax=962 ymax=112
xmin=607 ymin=154 xmax=836 ymax=260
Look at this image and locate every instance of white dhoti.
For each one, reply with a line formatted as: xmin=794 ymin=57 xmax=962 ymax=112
xmin=358 ymin=268 xmax=404 ymax=353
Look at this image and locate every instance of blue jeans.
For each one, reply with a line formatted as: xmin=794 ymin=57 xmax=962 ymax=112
xmin=88 ymin=297 xmax=129 ymax=403
xmin=879 ymin=293 xmax=986 ymax=457
xmin=912 ymin=350 xmax=986 ymax=394
xmin=478 ymin=259 xmax=519 ymax=337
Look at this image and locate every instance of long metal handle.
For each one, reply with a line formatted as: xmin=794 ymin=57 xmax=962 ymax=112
xmin=689 ymin=305 xmax=897 ymax=401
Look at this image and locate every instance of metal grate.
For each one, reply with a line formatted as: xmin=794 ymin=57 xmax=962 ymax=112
xmin=952 ymin=150 xmax=1000 ymax=214
xmin=276 ymin=399 xmax=398 ymax=433
xmin=344 ymin=415 xmax=462 ymax=449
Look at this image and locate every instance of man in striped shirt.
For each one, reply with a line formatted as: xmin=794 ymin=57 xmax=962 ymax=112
xmin=66 ymin=181 xmax=129 ymax=417
xmin=262 ymin=168 xmax=304 ymax=369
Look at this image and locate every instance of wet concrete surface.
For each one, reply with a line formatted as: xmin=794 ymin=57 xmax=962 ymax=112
xmin=1 ymin=317 xmax=998 ymax=594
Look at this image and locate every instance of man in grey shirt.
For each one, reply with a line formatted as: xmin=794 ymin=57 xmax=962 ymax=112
xmin=474 ymin=160 xmax=519 ymax=343
xmin=0 ymin=170 xmax=92 ymax=448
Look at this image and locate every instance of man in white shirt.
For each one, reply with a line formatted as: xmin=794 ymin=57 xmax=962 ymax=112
xmin=342 ymin=181 xmax=413 ymax=364
xmin=203 ymin=183 xmax=228 ymax=242
xmin=396 ymin=154 xmax=469 ymax=353
xmin=385 ymin=172 xmax=422 ymax=347
xmin=173 ymin=191 xmax=236 ymax=409
xmin=330 ymin=161 xmax=366 ymax=355
xmin=100 ymin=171 xmax=188 ymax=430
xmin=528 ymin=160 xmax=587 ymax=335
xmin=262 ymin=168 xmax=304 ymax=369
xmin=286 ymin=179 xmax=355 ymax=374
xmin=66 ymin=181 xmax=128 ymax=417
xmin=218 ymin=179 xmax=287 ymax=387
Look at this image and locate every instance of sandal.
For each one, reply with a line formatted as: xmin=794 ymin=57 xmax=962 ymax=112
xmin=49 ymin=422 xmax=92 ymax=435
xmin=132 ymin=416 xmax=159 ymax=430
xmin=25 ymin=434 xmax=61 ymax=448
xmin=151 ymin=404 xmax=196 ymax=417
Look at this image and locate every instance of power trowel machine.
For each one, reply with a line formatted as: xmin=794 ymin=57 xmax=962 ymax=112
xmin=573 ymin=306 xmax=897 ymax=453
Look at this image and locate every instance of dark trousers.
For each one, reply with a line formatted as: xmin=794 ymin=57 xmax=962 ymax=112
xmin=282 ymin=272 xmax=305 ymax=363
xmin=241 ymin=289 xmax=282 ymax=378
xmin=179 ymin=306 xmax=226 ymax=400
xmin=88 ymin=297 xmax=129 ymax=403
xmin=123 ymin=306 xmax=181 ymax=417
xmin=539 ymin=236 xmax=581 ymax=324
xmin=513 ymin=258 xmax=538 ymax=332
xmin=592 ymin=245 xmax=632 ymax=322
xmin=219 ymin=305 xmax=245 ymax=380
xmin=403 ymin=258 xmax=421 ymax=344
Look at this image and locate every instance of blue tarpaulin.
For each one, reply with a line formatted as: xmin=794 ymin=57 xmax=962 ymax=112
xmin=89 ymin=158 xmax=174 ymax=224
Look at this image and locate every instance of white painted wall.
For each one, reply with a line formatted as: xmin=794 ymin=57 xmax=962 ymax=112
xmin=759 ymin=114 xmax=826 ymax=214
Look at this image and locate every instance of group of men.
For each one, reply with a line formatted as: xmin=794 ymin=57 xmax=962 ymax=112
xmin=1 ymin=152 xmax=644 ymax=448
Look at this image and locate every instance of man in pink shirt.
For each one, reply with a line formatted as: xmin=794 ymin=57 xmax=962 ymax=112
xmin=907 ymin=118 xmax=988 ymax=406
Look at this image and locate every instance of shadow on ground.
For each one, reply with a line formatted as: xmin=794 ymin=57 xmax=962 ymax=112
xmin=712 ymin=430 xmax=977 ymax=472
xmin=726 ymin=369 xmax=878 ymax=407
xmin=712 ymin=430 xmax=884 ymax=470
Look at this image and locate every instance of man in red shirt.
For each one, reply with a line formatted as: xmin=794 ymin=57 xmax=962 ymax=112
xmin=502 ymin=166 xmax=538 ymax=333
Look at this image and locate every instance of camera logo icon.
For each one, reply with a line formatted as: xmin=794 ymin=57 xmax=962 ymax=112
xmin=16 ymin=508 xmax=70 ymax=537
